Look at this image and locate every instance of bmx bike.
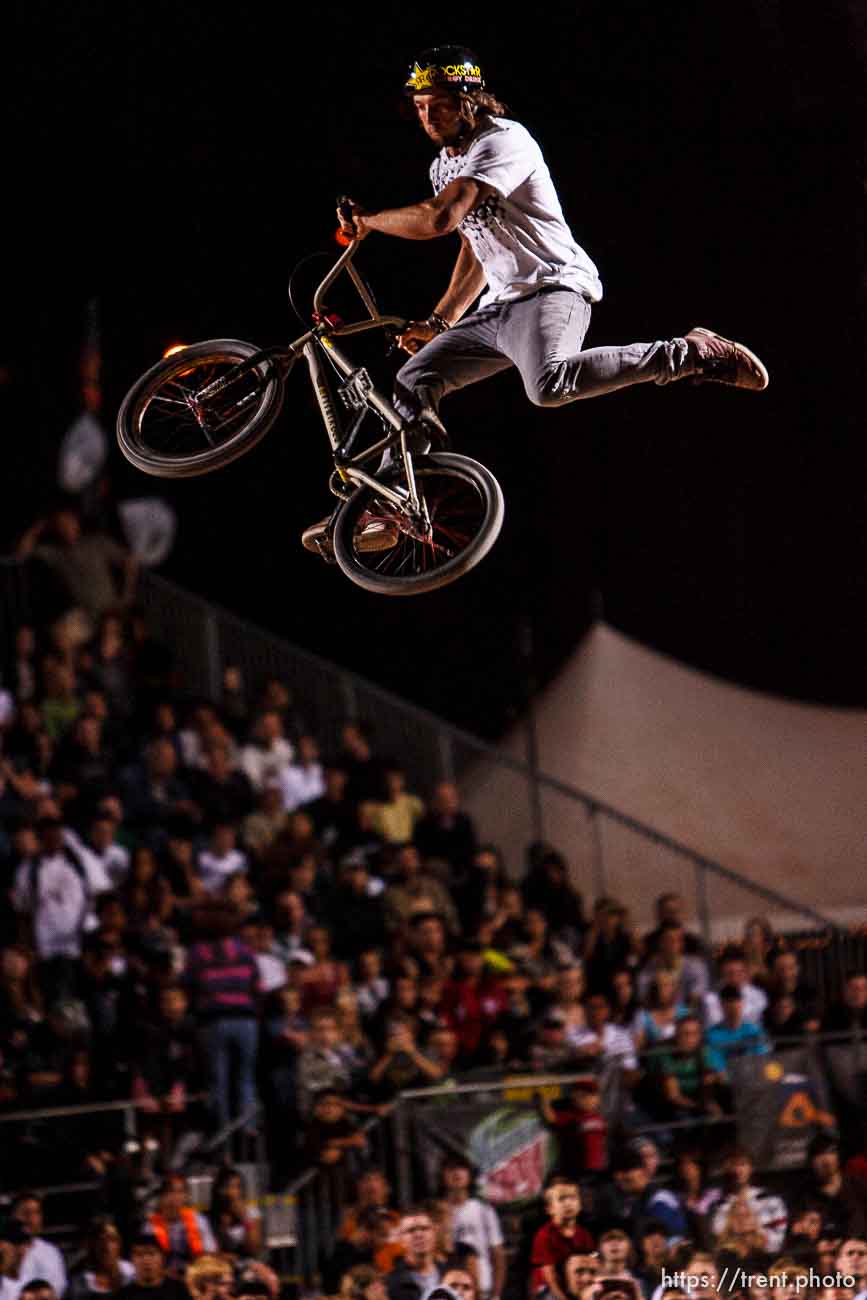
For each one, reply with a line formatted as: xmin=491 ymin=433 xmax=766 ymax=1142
xmin=116 ymin=214 xmax=505 ymax=597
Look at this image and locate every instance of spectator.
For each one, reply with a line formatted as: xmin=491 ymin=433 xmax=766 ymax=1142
xmin=671 ymin=1148 xmax=722 ymax=1249
xmin=66 ymin=1217 xmax=134 ymax=1300
xmin=339 ymin=722 xmax=385 ymax=805
xmin=413 ymin=783 xmax=477 ymax=879
xmin=591 ymin=1149 xmax=687 ymax=1244
xmin=184 ymin=1256 xmax=235 ymax=1300
xmin=643 ymin=895 xmax=705 ymax=960
xmin=529 ymin=1176 xmax=594 ymax=1300
xmin=71 ymin=809 xmax=131 ymax=892
xmin=120 ymin=740 xmax=198 ymax=848
xmin=0 ymin=1220 xmax=36 ymax=1300
xmin=84 ymin=614 xmax=135 ymax=720
xmin=794 ymin=1135 xmax=867 ymax=1240
xmin=383 ymin=846 xmax=460 ymax=938
xmin=300 ymin=763 xmax=355 ymax=854
xmin=634 ymin=1221 xmax=671 ymax=1298
xmin=207 ymin=1167 xmax=263 ymax=1260
xmin=406 ymin=912 xmax=455 ymax=982
xmin=132 ymin=985 xmax=206 ymax=1155
xmin=326 ymin=859 xmax=389 ymax=963
xmin=584 ymin=900 xmax=640 ymax=997
xmin=301 ymin=1088 xmax=367 ymax=1168
xmin=368 ymin=1012 xmax=444 ymax=1100
xmin=529 ymin=1010 xmax=575 ymax=1074
xmin=637 ymin=922 xmax=708 ymax=1010
xmin=765 ymin=949 xmax=820 ymax=1029
xmin=510 ymin=910 xmax=571 ymax=992
xmin=822 ymin=971 xmax=867 ymax=1035
xmin=242 ymin=784 xmax=288 ymax=863
xmin=385 ymin=1207 xmax=444 ymax=1300
xmin=196 ymin=823 xmax=248 ymax=897
xmin=338 ymin=1167 xmax=402 ymax=1255
xmin=239 ymin=712 xmax=294 ymax=795
xmin=836 ymin=1239 xmax=867 ymax=1297
xmin=51 ymin=711 xmax=116 ymax=809
xmin=355 ymin=949 xmax=390 ymax=1023
xmin=634 ymin=972 xmax=688 ymax=1052
xmin=321 ymin=1208 xmax=395 ymax=1293
xmin=296 ymin=924 xmax=351 ymax=1014
xmin=741 ymin=918 xmax=776 ymax=989
xmin=610 ymin=968 xmax=642 ymax=1035
xmin=370 ymin=765 xmax=424 ymax=845
xmin=184 ymin=903 xmax=260 ymax=1133
xmin=145 ymin=1178 xmax=217 ymax=1278
xmin=521 ymin=847 xmax=586 ymax=948
xmin=213 ymin=664 xmax=248 ymax=740
xmin=546 ymin=965 xmax=588 ymax=1043
xmin=18 ymin=506 xmax=138 ymax=622
xmin=762 ymin=993 xmax=814 ymax=1046
xmin=439 ymin=1155 xmax=506 ymax=1300
xmin=12 ymin=814 xmax=89 ymax=1002
xmin=277 ymin=735 xmax=325 ymax=813
xmin=187 ymin=745 xmax=254 ymax=829
xmin=537 ymin=1077 xmax=608 ymax=1180
xmin=441 ymin=941 xmax=507 ymax=1066
xmin=239 ymin=918 xmax=287 ymax=994
xmin=568 ymin=993 xmax=640 ymax=1081
xmin=702 ymin=948 xmax=768 ymax=1028
xmin=710 ymin=1147 xmax=788 ymax=1254
xmin=440 ymin=1269 xmax=480 ymax=1300
xmin=712 ymin=1194 xmax=772 ymax=1278
xmin=120 ymin=1232 xmax=190 ymax=1300
xmin=648 ymin=1014 xmax=728 ymax=1123
xmin=8 ymin=1196 xmax=67 ymax=1297
xmin=563 ymin=1257 xmax=600 ymax=1299
xmin=296 ymin=1006 xmax=355 ymax=1116
xmin=597 ymin=1228 xmax=637 ymax=1279
xmin=704 ymin=985 xmax=770 ymax=1067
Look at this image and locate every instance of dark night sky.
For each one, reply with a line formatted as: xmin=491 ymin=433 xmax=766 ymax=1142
xmin=7 ymin=0 xmax=866 ymax=737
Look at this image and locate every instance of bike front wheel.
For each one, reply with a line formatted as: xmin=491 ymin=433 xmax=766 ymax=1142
xmin=332 ymin=453 xmax=505 ymax=597
xmin=116 ymin=339 xmax=285 ymax=478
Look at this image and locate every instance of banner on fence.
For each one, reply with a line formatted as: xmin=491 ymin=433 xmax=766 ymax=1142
xmin=408 ymin=1074 xmax=617 ymax=1206
xmin=732 ymin=1049 xmax=837 ymax=1169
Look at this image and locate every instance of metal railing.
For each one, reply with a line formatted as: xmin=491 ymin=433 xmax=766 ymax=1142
xmin=0 ymin=553 xmax=843 ymax=942
xmin=129 ymin=569 xmax=842 ymax=946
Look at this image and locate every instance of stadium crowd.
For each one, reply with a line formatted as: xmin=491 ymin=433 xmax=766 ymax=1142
xmin=1 ymin=505 xmax=866 ymax=1300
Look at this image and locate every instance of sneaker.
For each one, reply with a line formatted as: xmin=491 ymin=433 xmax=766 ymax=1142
xmin=685 ymin=326 xmax=769 ymax=390
xmin=301 ymin=515 xmax=399 ymax=558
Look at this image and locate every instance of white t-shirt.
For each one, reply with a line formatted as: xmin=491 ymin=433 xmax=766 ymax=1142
xmin=278 ymin=761 xmax=326 ymax=813
xmin=197 ymin=847 xmax=248 ymax=894
xmin=451 ymin=1197 xmax=504 ymax=1296
xmin=704 ymin=982 xmax=768 ymax=1026
xmin=430 ymin=117 xmax=602 ymax=309
xmin=21 ymin=1236 xmax=69 ymax=1295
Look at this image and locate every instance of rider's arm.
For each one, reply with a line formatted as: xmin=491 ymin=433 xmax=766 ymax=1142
xmin=433 ymin=234 xmax=486 ymax=326
xmin=359 ymin=177 xmax=494 ymax=241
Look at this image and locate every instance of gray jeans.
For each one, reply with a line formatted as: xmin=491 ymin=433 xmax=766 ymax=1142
xmin=394 ymin=286 xmax=694 ymax=419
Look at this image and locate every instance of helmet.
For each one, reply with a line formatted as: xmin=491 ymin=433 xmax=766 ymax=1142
xmin=404 ymin=45 xmax=485 ymax=97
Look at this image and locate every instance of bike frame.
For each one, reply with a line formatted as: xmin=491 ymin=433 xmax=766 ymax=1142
xmin=199 ymin=238 xmax=424 ymax=513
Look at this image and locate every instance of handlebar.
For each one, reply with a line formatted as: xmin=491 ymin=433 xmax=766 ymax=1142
xmin=311 ymin=198 xmax=406 ymax=339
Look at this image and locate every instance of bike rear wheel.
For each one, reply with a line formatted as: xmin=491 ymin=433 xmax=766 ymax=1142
xmin=332 ymin=453 xmax=504 ymax=596
xmin=116 ymin=339 xmax=285 ymax=478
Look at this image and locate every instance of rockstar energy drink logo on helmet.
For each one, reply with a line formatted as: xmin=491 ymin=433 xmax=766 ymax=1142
xmin=405 ymin=57 xmax=484 ymax=94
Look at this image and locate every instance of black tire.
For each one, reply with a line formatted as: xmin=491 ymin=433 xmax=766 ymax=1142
xmin=116 ymin=339 xmax=285 ymax=478
xmin=332 ymin=453 xmax=504 ymax=596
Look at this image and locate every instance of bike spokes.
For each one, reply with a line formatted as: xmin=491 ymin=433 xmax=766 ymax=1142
xmin=347 ymin=466 xmax=488 ymax=579
xmin=135 ymin=356 xmax=271 ymax=457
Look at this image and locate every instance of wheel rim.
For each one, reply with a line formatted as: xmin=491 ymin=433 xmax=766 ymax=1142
xmin=347 ymin=466 xmax=489 ymax=580
xmin=131 ymin=353 xmax=271 ymax=459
